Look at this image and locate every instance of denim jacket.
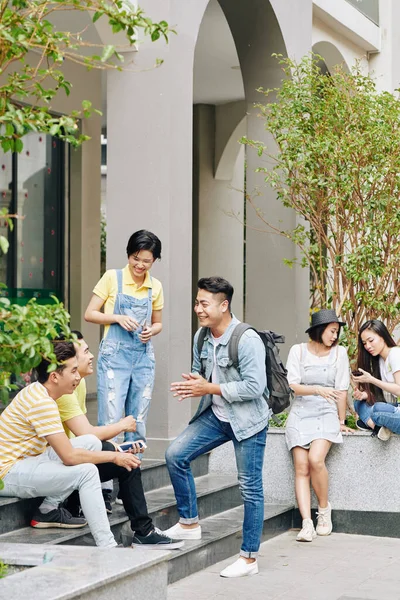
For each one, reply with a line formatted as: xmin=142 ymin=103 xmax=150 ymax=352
xmin=189 ymin=315 xmax=271 ymax=441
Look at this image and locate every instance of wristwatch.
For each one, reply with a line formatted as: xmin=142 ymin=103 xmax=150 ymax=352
xmin=339 ymin=420 xmax=345 ymax=425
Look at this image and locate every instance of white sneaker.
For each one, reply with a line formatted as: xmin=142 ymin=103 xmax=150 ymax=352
xmin=296 ymin=518 xmax=317 ymax=542
xmin=316 ymin=501 xmax=332 ymax=536
xmin=378 ymin=426 xmax=392 ymax=441
xmin=163 ymin=522 xmax=202 ymax=540
xmin=220 ymin=557 xmax=258 ymax=578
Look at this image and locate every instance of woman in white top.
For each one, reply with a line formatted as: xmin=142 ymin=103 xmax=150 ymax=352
xmin=352 ymin=320 xmax=400 ymax=442
xmin=285 ymin=309 xmax=352 ymax=543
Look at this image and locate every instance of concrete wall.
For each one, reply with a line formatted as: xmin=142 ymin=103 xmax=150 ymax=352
xmin=194 ymin=103 xmax=245 ymax=321
xmin=50 ymin=59 xmax=102 ymax=394
xmin=209 ymin=429 xmax=400 ymax=512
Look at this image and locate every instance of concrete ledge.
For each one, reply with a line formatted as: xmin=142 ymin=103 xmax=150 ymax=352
xmin=0 ymin=543 xmax=170 ymax=600
xmin=209 ymin=429 xmax=400 ymax=512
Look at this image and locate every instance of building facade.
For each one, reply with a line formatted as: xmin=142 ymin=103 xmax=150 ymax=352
xmin=2 ymin=0 xmax=399 ymax=456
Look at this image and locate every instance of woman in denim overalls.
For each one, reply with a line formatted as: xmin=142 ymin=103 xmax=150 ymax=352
xmin=85 ymin=230 xmax=163 ymax=508
xmin=285 ymin=309 xmax=351 ymax=543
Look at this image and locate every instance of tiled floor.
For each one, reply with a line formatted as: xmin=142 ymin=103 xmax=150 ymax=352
xmin=168 ymin=530 xmax=400 ymax=600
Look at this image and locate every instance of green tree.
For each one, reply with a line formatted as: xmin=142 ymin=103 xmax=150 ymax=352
xmin=0 ymin=0 xmax=171 ymax=392
xmin=0 ymin=0 xmax=171 ymax=152
xmin=243 ymin=54 xmax=400 ymax=358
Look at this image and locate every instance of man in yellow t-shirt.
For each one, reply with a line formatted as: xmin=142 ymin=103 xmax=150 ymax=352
xmin=55 ymin=330 xmax=183 ymax=549
xmin=0 ymin=341 xmax=140 ymax=547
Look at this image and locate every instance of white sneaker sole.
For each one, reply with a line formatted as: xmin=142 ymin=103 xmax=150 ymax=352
xmin=296 ymin=533 xmax=316 ymax=542
xmin=378 ymin=427 xmax=392 ymax=441
xmin=316 ymin=527 xmax=332 ymax=536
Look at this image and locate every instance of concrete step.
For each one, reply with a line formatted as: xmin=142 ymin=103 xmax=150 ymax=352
xmin=0 ymin=473 xmax=242 ymax=546
xmin=0 ymin=454 xmax=209 ymax=536
xmin=167 ymin=502 xmax=294 ymax=584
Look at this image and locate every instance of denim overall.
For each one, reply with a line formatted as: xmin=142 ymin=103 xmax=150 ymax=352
xmin=285 ymin=344 xmax=342 ymax=450
xmin=97 ymin=269 xmax=155 ymax=443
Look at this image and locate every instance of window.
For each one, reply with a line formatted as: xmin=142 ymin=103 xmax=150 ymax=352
xmin=0 ymin=133 xmax=66 ymax=305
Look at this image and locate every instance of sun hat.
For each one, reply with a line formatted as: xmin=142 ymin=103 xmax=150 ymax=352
xmin=305 ymin=309 xmax=346 ymax=334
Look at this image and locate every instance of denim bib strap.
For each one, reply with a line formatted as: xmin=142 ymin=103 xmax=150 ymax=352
xmin=146 ymin=281 xmax=153 ymax=323
xmin=116 ymin=269 xmax=123 ymax=295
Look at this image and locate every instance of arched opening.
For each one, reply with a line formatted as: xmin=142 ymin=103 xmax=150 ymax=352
xmin=313 ymin=41 xmax=350 ymax=74
xmin=193 ymin=0 xmax=302 ymax=342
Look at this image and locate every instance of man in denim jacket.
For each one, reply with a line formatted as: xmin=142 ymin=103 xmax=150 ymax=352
xmin=164 ymin=276 xmax=270 ymax=578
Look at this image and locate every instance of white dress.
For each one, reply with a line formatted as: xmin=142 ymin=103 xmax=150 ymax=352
xmin=285 ymin=344 xmax=350 ymax=450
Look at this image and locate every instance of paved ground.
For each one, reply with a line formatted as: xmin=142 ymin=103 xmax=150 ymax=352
xmin=168 ymin=530 xmax=400 ymax=600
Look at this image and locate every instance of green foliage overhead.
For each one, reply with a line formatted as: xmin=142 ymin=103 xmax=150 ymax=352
xmin=0 ymin=0 xmax=171 ymax=152
xmin=0 ymin=294 xmax=72 ymax=391
xmin=0 ymin=1 xmax=171 ymax=392
xmin=243 ymin=54 xmax=400 ymax=357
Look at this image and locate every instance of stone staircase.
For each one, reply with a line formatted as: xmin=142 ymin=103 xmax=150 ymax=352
xmin=0 ymin=453 xmax=294 ymax=585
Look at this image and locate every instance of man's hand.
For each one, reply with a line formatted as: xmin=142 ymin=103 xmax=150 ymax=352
xmin=127 ymin=442 xmax=146 ymax=455
xmin=170 ymin=373 xmax=210 ymax=402
xmin=113 ymin=452 xmax=141 ymax=470
xmin=120 ymin=416 xmax=137 ymax=432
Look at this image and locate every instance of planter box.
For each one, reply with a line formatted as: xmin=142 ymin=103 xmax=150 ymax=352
xmin=209 ymin=429 xmax=399 ymax=512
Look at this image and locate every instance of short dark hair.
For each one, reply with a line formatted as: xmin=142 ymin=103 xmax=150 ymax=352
xmin=197 ymin=276 xmax=234 ymax=309
xmin=35 ymin=341 xmax=76 ymax=384
xmin=308 ymin=323 xmax=342 ymax=345
xmin=71 ymin=330 xmax=83 ymax=340
xmin=126 ymin=230 xmax=162 ymax=260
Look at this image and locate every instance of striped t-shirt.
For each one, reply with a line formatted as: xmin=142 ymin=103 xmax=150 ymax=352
xmin=0 ymin=382 xmax=64 ymax=479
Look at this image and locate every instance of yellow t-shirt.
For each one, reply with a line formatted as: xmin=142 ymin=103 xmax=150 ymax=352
xmin=0 ymin=382 xmax=64 ymax=479
xmin=56 ymin=379 xmax=87 ymax=438
xmin=93 ymin=265 xmax=164 ymax=337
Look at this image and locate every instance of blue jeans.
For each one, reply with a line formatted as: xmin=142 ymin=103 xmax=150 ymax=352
xmin=371 ymin=402 xmax=400 ymax=433
xmin=353 ymin=400 xmax=374 ymax=426
xmin=165 ymin=407 xmax=267 ymax=558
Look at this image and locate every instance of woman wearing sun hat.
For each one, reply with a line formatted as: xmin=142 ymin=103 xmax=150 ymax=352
xmin=285 ymin=309 xmax=352 ymax=542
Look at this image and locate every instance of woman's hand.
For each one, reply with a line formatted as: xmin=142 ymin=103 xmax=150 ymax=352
xmin=340 ymin=423 xmax=354 ymax=434
xmin=351 ymin=368 xmax=373 ymax=384
xmin=139 ymin=325 xmax=153 ymax=343
xmin=315 ymin=386 xmax=340 ymax=403
xmin=116 ymin=314 xmax=139 ymax=332
xmin=353 ymin=388 xmax=368 ymax=401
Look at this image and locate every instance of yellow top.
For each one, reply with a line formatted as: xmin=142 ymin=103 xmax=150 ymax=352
xmin=0 ymin=382 xmax=64 ymax=479
xmin=56 ymin=379 xmax=87 ymax=438
xmin=93 ymin=265 xmax=164 ymax=337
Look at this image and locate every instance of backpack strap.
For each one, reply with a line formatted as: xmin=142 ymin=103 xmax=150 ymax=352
xmin=197 ymin=327 xmax=208 ymax=356
xmin=196 ymin=327 xmax=208 ymax=377
xmin=228 ymin=323 xmax=255 ymax=368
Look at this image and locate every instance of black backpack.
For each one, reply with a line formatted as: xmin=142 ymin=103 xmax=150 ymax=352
xmin=197 ymin=323 xmax=292 ymax=415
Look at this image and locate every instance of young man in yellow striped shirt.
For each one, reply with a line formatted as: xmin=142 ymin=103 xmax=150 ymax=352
xmin=0 ymin=341 xmax=140 ymax=547
xmin=55 ymin=331 xmax=183 ymax=549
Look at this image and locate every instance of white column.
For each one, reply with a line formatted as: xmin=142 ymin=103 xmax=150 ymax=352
xmin=106 ymin=0 xmax=209 ymax=456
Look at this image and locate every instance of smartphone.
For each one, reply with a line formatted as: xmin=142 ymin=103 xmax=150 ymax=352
xmin=118 ymin=440 xmax=147 ymax=453
xmin=352 ymin=370 xmax=363 ymax=377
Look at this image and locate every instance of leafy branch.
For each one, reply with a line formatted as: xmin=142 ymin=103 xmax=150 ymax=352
xmin=0 ymin=0 xmax=173 ymax=151
xmin=243 ymin=54 xmax=400 ymax=358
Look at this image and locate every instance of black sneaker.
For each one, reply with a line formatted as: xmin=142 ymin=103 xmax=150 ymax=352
xmin=356 ymin=419 xmax=371 ymax=431
xmin=371 ymin=425 xmax=382 ymax=438
xmin=31 ymin=506 xmax=87 ymax=529
xmin=102 ymin=489 xmax=113 ymax=514
xmin=131 ymin=527 xmax=184 ymax=549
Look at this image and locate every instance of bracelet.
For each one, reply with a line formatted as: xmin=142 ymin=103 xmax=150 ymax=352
xmin=339 ymin=420 xmax=345 ymax=425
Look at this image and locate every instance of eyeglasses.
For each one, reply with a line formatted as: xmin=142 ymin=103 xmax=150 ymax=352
xmin=132 ymin=255 xmax=154 ymax=266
